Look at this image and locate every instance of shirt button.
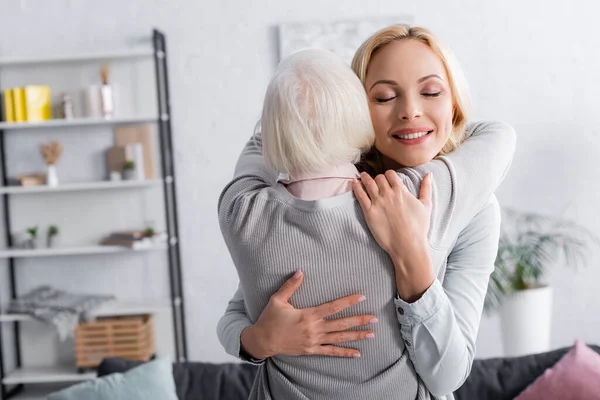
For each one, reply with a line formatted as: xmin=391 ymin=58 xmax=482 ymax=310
xmin=397 ymin=307 xmax=404 ymax=315
xmin=405 ymin=341 xmax=412 ymax=347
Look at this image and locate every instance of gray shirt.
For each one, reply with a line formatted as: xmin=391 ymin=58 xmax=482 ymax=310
xmin=217 ymin=121 xmax=516 ymax=399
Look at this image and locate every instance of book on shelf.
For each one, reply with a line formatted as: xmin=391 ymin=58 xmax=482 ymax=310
xmin=2 ymin=85 xmax=52 ymax=123
xmin=100 ymin=230 xmax=167 ymax=249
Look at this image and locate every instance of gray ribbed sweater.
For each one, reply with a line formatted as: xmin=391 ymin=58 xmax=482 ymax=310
xmin=218 ymin=121 xmax=516 ymax=400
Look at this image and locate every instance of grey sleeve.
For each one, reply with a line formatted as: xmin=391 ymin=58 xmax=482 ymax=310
xmin=394 ymin=197 xmax=501 ymax=397
xmin=217 ymin=132 xmax=274 ymax=364
xmin=396 ymin=121 xmax=516 ymax=248
xmin=216 ymin=284 xmax=266 ymax=365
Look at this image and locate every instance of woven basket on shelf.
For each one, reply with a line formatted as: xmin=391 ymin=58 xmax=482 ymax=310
xmin=75 ymin=314 xmax=155 ymax=369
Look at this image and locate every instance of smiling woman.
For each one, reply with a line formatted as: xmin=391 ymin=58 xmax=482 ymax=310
xmin=353 ymin=26 xmax=471 ymax=167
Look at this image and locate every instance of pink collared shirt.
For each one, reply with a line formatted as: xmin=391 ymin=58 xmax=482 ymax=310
xmin=278 ymin=164 xmax=360 ymax=200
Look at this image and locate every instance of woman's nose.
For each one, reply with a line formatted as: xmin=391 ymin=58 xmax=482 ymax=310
xmin=398 ymin=98 xmax=422 ymax=121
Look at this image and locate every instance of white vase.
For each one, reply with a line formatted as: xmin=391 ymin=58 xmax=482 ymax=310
xmin=46 ymin=165 xmax=59 ymax=187
xmin=500 ymin=286 xmax=553 ymax=357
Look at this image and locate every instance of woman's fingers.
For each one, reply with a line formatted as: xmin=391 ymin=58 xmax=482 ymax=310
xmin=374 ymin=174 xmax=390 ymax=195
xmin=311 ymin=345 xmax=361 ymax=358
xmin=359 ymin=172 xmax=379 ymax=200
xmin=323 ymin=315 xmax=378 ymax=333
xmin=420 ymin=173 xmax=433 ymax=210
xmin=322 ymin=330 xmax=375 ymax=345
xmin=271 ymin=270 xmax=304 ymax=303
xmin=352 ymin=179 xmax=371 ymax=212
xmin=311 ymin=294 xmax=366 ymax=319
xmin=384 ymin=170 xmax=404 ymax=191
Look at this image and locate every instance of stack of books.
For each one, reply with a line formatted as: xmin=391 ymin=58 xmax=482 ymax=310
xmin=2 ymin=86 xmax=52 ymax=123
xmin=100 ymin=230 xmax=167 ymax=249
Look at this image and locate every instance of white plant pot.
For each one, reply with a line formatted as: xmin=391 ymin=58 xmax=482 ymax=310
xmin=500 ymin=285 xmax=553 ymax=357
xmin=46 ymin=165 xmax=59 ymax=187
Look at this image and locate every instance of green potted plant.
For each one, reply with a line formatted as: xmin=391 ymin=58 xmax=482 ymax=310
xmin=26 ymin=226 xmax=39 ymax=249
xmin=123 ymin=160 xmax=136 ymax=180
xmin=484 ymin=208 xmax=597 ymax=357
xmin=47 ymin=225 xmax=59 ymax=248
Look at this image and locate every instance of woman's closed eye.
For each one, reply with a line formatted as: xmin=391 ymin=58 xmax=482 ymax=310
xmin=375 ymin=96 xmax=397 ymax=103
xmin=422 ymin=92 xmax=442 ymax=98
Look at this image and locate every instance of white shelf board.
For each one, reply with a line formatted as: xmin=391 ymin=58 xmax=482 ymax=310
xmin=0 ymin=49 xmax=154 ymax=66
xmin=0 ymin=116 xmax=158 ymax=130
xmin=0 ymin=178 xmax=163 ymax=195
xmin=0 ymin=243 xmax=167 ymax=259
xmin=2 ymin=366 xmax=95 ymax=385
xmin=0 ymin=298 xmax=173 ymax=323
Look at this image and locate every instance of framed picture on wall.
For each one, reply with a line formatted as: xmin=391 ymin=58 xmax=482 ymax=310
xmin=278 ymin=16 xmax=415 ymax=65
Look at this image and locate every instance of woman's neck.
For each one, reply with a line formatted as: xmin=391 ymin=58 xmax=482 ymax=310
xmin=379 ymin=152 xmax=404 ymax=172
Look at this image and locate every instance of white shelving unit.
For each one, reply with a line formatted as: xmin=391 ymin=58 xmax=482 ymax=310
xmin=0 ymin=49 xmax=154 ymax=67
xmin=0 ymin=116 xmax=158 ymax=131
xmin=0 ymin=29 xmax=187 ymax=398
xmin=0 ymin=298 xmax=173 ymax=323
xmin=0 ymin=178 xmax=164 ymax=195
xmin=0 ymin=242 xmax=167 ymax=259
xmin=3 ymin=367 xmax=95 ymax=385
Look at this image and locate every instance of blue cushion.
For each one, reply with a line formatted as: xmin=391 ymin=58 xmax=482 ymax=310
xmin=47 ymin=356 xmax=178 ymax=400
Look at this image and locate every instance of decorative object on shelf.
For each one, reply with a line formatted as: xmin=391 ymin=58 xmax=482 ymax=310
xmin=58 ymin=92 xmax=74 ymax=120
xmin=100 ymin=64 xmax=114 ymax=118
xmin=24 ymin=85 xmax=52 ymax=122
xmin=84 ymin=84 xmax=103 ymax=117
xmin=100 ymin=229 xmax=167 ymax=249
xmin=2 ymin=88 xmax=15 ymax=122
xmin=115 ymin=124 xmax=156 ymax=179
xmin=6 ymin=285 xmax=115 ymax=341
xmin=15 ymin=173 xmax=45 ymax=186
xmin=26 ymin=226 xmax=39 ymax=248
xmin=123 ymin=159 xmax=136 ymax=180
xmin=47 ymin=225 xmax=59 ymax=248
xmin=12 ymin=86 xmax=27 ymax=122
xmin=75 ymin=314 xmax=155 ymax=370
xmin=40 ymin=141 xmax=63 ymax=186
xmin=485 ymin=208 xmax=599 ymax=357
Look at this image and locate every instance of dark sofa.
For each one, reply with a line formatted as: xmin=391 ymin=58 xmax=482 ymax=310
xmin=98 ymin=344 xmax=600 ymax=400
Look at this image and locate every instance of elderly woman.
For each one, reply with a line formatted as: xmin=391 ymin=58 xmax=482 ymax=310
xmin=218 ymin=25 xmax=515 ymax=400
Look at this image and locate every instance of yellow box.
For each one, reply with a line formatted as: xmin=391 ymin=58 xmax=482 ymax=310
xmin=24 ymin=85 xmax=52 ymax=122
xmin=2 ymin=89 xmax=15 ymax=122
xmin=13 ymin=88 xmax=27 ymax=122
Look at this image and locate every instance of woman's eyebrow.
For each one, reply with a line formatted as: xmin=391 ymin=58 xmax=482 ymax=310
xmin=418 ymin=74 xmax=443 ymax=83
xmin=369 ymin=79 xmax=398 ymax=91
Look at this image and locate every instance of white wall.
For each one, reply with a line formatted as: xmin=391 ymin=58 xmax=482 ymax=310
xmin=1 ymin=0 xmax=599 ymax=364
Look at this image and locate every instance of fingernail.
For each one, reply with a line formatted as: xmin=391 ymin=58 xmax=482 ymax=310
xmin=353 ymin=353 xmax=361 ymax=358
xmin=357 ymin=295 xmax=366 ymax=303
xmin=293 ymin=270 xmax=302 ymax=279
xmin=369 ymin=318 xmax=378 ymax=324
xmin=366 ymin=333 xmax=375 ymax=339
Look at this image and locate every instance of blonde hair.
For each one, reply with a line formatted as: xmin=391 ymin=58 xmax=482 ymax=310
xmin=261 ymin=48 xmax=374 ymax=177
xmin=351 ymin=24 xmax=471 ymax=155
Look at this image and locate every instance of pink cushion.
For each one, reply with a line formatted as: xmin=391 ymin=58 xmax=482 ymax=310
xmin=516 ymin=340 xmax=600 ymax=400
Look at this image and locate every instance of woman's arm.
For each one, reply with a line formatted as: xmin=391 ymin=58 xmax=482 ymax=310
xmin=216 ymin=271 xmax=378 ymax=362
xmin=395 ymin=197 xmax=501 ymax=397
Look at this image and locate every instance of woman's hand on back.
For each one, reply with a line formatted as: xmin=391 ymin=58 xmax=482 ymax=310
xmin=353 ymin=171 xmax=435 ymax=303
xmin=240 ymin=270 xmax=378 ymax=360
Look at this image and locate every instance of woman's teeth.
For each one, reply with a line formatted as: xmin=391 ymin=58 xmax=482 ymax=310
xmin=395 ymin=131 xmax=431 ymax=140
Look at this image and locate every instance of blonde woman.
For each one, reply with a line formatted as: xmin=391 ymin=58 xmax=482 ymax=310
xmin=218 ymin=25 xmax=516 ymax=400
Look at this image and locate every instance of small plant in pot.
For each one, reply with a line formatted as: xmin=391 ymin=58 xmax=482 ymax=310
xmin=26 ymin=226 xmax=39 ymax=249
xmin=484 ymin=208 xmax=598 ymax=357
xmin=123 ymin=160 xmax=136 ymax=180
xmin=47 ymin=225 xmax=59 ymax=248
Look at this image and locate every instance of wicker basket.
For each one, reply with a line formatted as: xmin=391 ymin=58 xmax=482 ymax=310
xmin=75 ymin=314 xmax=155 ymax=369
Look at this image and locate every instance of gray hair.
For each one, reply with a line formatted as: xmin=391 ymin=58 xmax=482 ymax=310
xmin=261 ymin=48 xmax=374 ymax=178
